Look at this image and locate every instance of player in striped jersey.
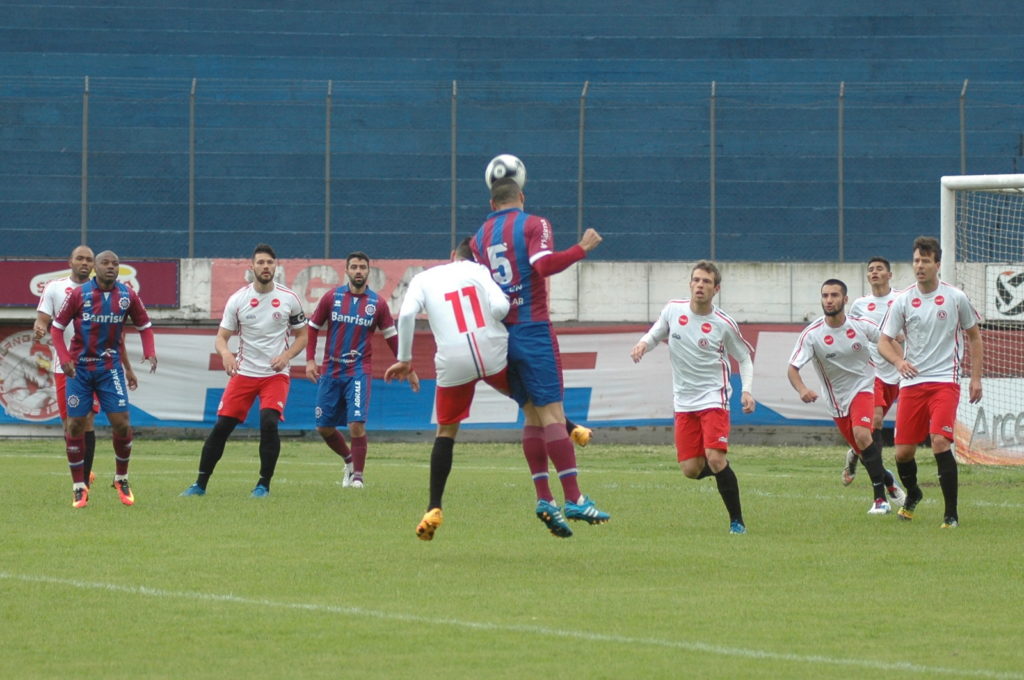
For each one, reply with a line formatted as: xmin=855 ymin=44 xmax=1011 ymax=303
xmin=471 ymin=177 xmax=609 ymax=537
xmin=787 ymin=279 xmax=901 ymax=515
xmin=878 ymin=236 xmax=983 ymax=528
xmin=306 ymin=251 xmax=418 ymax=489
xmin=51 ymin=250 xmax=157 ymax=509
xmin=181 ymin=244 xmax=308 ymax=498
xmin=631 ymin=261 xmax=754 ymax=534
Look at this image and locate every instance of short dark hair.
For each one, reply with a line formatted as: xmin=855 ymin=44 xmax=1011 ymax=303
xmin=253 ymin=243 xmax=276 ymax=260
xmin=821 ymin=278 xmax=848 ymax=296
xmin=866 ymin=256 xmax=891 ymax=271
xmin=346 ymin=251 xmax=370 ymax=266
xmin=490 ymin=177 xmax=522 ymax=206
xmin=454 ymin=237 xmax=474 ymax=262
xmin=691 ymin=260 xmax=721 ymax=286
xmin=913 ymin=236 xmax=941 ymax=262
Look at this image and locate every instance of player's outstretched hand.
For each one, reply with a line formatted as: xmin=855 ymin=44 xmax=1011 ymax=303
xmin=305 ymin=359 xmax=320 ymax=383
xmin=579 ymin=228 xmax=603 ymax=253
xmin=629 ymin=341 xmax=648 ymax=363
xmin=384 ymin=360 xmax=410 ymax=383
xmin=143 ymin=356 xmax=158 ymax=373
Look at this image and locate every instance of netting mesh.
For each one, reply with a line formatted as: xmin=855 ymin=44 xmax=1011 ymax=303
xmin=951 ymin=180 xmax=1024 ymax=464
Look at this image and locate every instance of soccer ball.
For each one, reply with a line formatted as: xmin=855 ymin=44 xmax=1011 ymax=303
xmin=485 ymin=154 xmax=527 ymax=190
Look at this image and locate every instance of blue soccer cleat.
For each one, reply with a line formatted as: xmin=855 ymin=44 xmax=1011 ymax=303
xmin=535 ymin=499 xmax=573 ymax=538
xmin=250 ymin=484 xmax=270 ymax=498
xmin=180 ymin=483 xmax=206 ymax=497
xmin=564 ymin=495 xmax=610 ymax=524
xmin=729 ymin=520 xmax=747 ymax=535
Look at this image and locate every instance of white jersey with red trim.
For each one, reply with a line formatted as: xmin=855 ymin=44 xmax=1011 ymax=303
xmin=849 ymin=289 xmax=901 ymax=385
xmin=789 ymin=315 xmax=879 ymax=417
xmin=640 ymin=300 xmax=753 ymax=413
xmin=396 ymin=259 xmax=509 ymax=387
xmin=220 ymin=283 xmax=307 ymax=378
xmin=881 ymin=281 xmax=980 ymax=387
xmin=37 ymin=276 xmax=82 ymax=376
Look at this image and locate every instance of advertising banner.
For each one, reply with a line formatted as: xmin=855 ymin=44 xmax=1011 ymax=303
xmin=1 ymin=260 xmax=180 ymax=308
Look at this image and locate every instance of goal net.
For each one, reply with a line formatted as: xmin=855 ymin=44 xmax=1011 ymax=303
xmin=941 ymin=174 xmax=1024 ymax=465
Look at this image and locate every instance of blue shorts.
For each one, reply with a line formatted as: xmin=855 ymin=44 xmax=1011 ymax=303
xmin=506 ymin=322 xmax=564 ymax=408
xmin=315 ymin=373 xmax=370 ymax=428
xmin=66 ymin=365 xmax=129 ymax=417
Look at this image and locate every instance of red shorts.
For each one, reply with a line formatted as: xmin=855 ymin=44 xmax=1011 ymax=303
xmin=435 ymin=369 xmax=510 ymax=425
xmin=874 ymin=378 xmax=899 ymax=417
xmin=673 ymin=408 xmax=731 ymax=462
xmin=894 ymin=382 xmax=960 ymax=445
xmin=55 ymin=373 xmax=100 ymax=421
xmin=218 ymin=373 xmax=291 ymax=422
xmin=833 ymin=391 xmax=875 ymax=452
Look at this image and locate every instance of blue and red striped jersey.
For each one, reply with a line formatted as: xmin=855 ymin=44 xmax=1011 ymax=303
xmin=308 ymin=285 xmax=396 ymax=378
xmin=471 ymin=207 xmax=553 ymax=324
xmin=51 ymin=279 xmax=152 ymax=371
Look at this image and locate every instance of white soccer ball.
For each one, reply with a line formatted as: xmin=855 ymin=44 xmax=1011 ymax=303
xmin=485 ymin=154 xmax=527 ymax=190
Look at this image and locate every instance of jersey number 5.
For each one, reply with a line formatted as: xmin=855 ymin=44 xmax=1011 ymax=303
xmin=444 ymin=287 xmax=486 ymax=333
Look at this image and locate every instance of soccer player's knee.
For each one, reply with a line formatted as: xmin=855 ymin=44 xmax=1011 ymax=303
xmin=260 ymin=408 xmax=279 ymax=434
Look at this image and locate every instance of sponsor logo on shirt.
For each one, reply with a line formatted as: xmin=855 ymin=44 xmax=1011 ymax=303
xmin=249 ymin=298 xmax=259 ymax=307
xmin=824 ymin=335 xmax=834 ymax=345
xmin=911 ymin=298 xmax=922 ymax=308
xmin=701 ymin=322 xmax=712 ymax=334
xmin=846 ymin=328 xmax=856 ymax=338
xmin=331 ymin=312 xmax=375 ymax=327
xmin=678 ymin=315 xmax=689 ymax=325
xmin=82 ymin=312 xmax=124 ymax=324
xmin=935 ymin=295 xmax=945 ymax=306
xmin=867 ymin=302 xmax=876 ymax=311
xmin=272 ymin=298 xmax=281 ymax=308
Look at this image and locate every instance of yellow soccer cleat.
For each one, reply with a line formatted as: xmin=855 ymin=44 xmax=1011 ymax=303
xmin=570 ymin=425 xmax=592 ymax=447
xmin=416 ymin=508 xmax=443 ymax=541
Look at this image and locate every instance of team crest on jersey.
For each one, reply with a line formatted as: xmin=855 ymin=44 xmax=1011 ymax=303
xmin=678 ymin=315 xmax=689 ymax=325
xmin=701 ymin=322 xmax=712 ymax=334
xmin=911 ymin=298 xmax=922 ymax=308
xmin=315 ymin=406 xmax=323 ymax=419
xmin=0 ymin=330 xmax=61 ymax=422
xmin=272 ymin=312 xmax=283 ymax=321
xmin=249 ymin=298 xmax=259 ymax=307
xmin=846 ymin=328 xmax=856 ymax=338
xmin=852 ymin=342 xmax=863 ymax=351
xmin=365 ymin=303 xmax=376 ymax=316
xmin=937 ymin=310 xmax=948 ymax=320
xmin=697 ymin=338 xmax=710 ymax=349
xmin=118 ymin=295 xmax=131 ymax=310
xmin=824 ymin=335 xmax=834 ymax=345
xmin=67 ymin=394 xmax=80 ymax=408
xmin=935 ymin=295 xmax=945 ymax=306
xmin=272 ymin=298 xmax=281 ymax=308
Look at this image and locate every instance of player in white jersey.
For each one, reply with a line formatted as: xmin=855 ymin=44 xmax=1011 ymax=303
xmin=32 ymin=244 xmax=137 ymax=488
xmin=878 ymin=236 xmax=983 ymax=528
xmin=630 ymin=260 xmax=755 ymax=534
xmin=842 ymin=256 xmax=903 ymax=489
xmin=181 ymin=244 xmax=308 ymax=498
xmin=384 ymin=238 xmax=511 ymax=540
xmin=788 ymin=279 xmax=904 ymax=515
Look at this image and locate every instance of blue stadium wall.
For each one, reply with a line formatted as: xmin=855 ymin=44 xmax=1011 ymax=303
xmin=1 ymin=0 xmax=1022 ymax=261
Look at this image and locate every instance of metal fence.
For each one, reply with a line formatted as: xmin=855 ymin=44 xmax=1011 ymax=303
xmin=1 ymin=77 xmax=1021 ymax=261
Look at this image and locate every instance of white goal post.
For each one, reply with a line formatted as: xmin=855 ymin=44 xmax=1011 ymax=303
xmin=940 ymin=173 xmax=1024 ymax=465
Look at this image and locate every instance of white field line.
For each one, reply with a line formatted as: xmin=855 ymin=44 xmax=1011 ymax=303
xmin=1 ymin=571 xmax=1020 ymax=680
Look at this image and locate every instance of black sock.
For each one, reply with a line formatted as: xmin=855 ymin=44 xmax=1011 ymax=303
xmin=696 ymin=464 xmax=715 ymax=480
xmin=83 ymin=430 xmax=96 ymax=485
xmin=428 ymin=436 xmax=455 ymax=510
xmin=859 ymin=441 xmax=887 ymax=502
xmin=197 ymin=416 xmax=239 ymax=488
xmin=257 ymin=408 xmax=281 ymax=489
xmin=896 ymin=459 xmax=919 ymax=497
xmin=934 ymin=449 xmax=958 ymax=520
xmin=713 ymin=463 xmax=743 ymax=524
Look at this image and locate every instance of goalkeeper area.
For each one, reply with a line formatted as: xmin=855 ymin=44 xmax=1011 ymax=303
xmin=942 ymin=174 xmax=1024 ymax=465
xmin=2 ymin=439 xmax=1022 ymax=679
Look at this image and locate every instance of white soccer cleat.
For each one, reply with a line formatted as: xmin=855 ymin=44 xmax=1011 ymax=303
xmin=350 ymin=479 xmax=364 ymax=489
xmin=868 ymin=499 xmax=892 ymax=515
xmin=341 ymin=462 xmax=355 ymax=487
xmin=887 ymin=479 xmax=907 ymax=507
xmin=842 ymin=448 xmax=857 ymax=486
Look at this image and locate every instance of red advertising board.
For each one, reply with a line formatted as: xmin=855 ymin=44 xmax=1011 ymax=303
xmin=1 ymin=260 xmax=180 ymax=308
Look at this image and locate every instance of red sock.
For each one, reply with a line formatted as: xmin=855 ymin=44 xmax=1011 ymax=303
xmin=522 ymin=425 xmax=553 ymax=501
xmin=350 ymin=435 xmax=368 ymax=478
xmin=113 ymin=430 xmax=133 ymax=476
xmin=323 ymin=430 xmax=352 ymax=462
xmin=66 ymin=434 xmax=86 ymax=484
xmin=544 ymin=423 xmax=582 ymax=503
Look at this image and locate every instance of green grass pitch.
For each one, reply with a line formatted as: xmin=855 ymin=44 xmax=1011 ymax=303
xmin=2 ymin=438 xmax=1022 ymax=679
